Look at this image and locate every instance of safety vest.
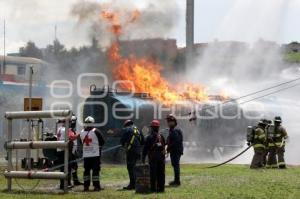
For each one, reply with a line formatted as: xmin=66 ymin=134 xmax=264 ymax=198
xmin=56 ymin=126 xmax=66 ymax=152
xmin=127 ymin=126 xmax=141 ymax=151
xmin=56 ymin=127 xmax=77 ymax=153
xmin=80 ymin=128 xmax=100 ymax=158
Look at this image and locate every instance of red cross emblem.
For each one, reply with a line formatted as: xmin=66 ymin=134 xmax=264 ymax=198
xmin=83 ymin=135 xmax=93 ymax=146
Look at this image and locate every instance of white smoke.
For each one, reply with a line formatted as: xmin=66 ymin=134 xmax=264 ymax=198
xmin=185 ymin=0 xmax=300 ymax=165
xmin=70 ymin=0 xmax=179 ymax=47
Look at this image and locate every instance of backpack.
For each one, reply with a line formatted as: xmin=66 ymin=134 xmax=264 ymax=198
xmin=246 ymin=126 xmax=256 ymax=143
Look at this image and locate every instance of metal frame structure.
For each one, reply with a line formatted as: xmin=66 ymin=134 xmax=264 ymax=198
xmin=4 ymin=110 xmax=71 ymax=193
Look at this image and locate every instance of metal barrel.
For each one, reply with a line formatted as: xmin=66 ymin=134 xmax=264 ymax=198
xmin=135 ymin=164 xmax=151 ymax=194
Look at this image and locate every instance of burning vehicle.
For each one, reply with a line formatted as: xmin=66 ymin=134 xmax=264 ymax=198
xmin=83 ymin=85 xmax=249 ymax=163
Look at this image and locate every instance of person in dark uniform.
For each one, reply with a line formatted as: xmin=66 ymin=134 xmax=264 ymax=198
xmin=142 ymin=120 xmax=166 ymax=193
xmin=80 ymin=116 xmax=105 ymax=191
xmin=166 ymin=114 xmax=183 ymax=186
xmin=120 ymin=120 xmax=144 ymax=190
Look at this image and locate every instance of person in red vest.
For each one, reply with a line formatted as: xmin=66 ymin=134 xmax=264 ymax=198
xmin=142 ymin=120 xmax=166 ymax=192
xmin=56 ymin=116 xmax=80 ymax=189
xmin=80 ymin=116 xmax=105 ymax=192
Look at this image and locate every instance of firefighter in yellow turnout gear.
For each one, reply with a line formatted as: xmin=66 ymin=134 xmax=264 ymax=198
xmin=274 ymin=116 xmax=288 ymax=169
xmin=250 ymin=120 xmax=267 ymax=169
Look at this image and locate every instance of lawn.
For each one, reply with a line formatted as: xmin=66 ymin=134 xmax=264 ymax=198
xmin=0 ymin=164 xmax=300 ymax=199
xmin=284 ymin=52 xmax=300 ymax=63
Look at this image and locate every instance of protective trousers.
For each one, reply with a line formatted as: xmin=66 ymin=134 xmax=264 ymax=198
xmin=277 ymin=146 xmax=286 ymax=168
xmin=83 ymin=156 xmax=101 ymax=189
xmin=170 ymin=153 xmax=181 ymax=183
xmin=250 ymin=148 xmax=265 ymax=169
xmin=149 ymin=159 xmax=165 ymax=192
xmin=126 ymin=152 xmax=140 ymax=187
xmin=266 ymin=146 xmax=278 ymax=168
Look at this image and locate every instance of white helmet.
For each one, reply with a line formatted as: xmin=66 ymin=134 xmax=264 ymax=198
xmin=84 ymin=116 xmax=95 ymax=124
xmin=71 ymin=115 xmax=77 ymax=122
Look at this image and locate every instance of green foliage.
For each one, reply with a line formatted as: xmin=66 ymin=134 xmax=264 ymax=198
xmin=284 ymin=52 xmax=300 ymax=63
xmin=0 ymin=164 xmax=300 ymax=199
xmin=19 ymin=41 xmax=43 ymax=59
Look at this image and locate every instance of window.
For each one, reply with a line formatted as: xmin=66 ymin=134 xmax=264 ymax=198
xmin=17 ymin=65 xmax=26 ymax=75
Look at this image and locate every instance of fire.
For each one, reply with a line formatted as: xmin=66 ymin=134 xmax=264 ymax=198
xmin=100 ymin=10 xmax=122 ymax=35
xmin=108 ymin=42 xmax=208 ymax=104
xmin=101 ymin=8 xmax=209 ymax=105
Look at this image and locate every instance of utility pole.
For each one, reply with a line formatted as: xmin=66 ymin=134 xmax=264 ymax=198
xmin=54 ymin=24 xmax=57 ymax=41
xmin=186 ymin=0 xmax=195 ymax=71
xmin=3 ymin=19 xmax=6 ymax=74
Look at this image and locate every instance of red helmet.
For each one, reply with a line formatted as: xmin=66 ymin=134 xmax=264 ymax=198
xmin=150 ymin=120 xmax=160 ymax=127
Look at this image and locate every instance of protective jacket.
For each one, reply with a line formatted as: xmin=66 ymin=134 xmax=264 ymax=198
xmin=167 ymin=127 xmax=183 ymax=155
xmin=120 ymin=125 xmax=144 ymax=155
xmin=142 ymin=132 xmax=166 ymax=162
xmin=253 ymin=127 xmax=266 ymax=149
xmin=80 ymin=128 xmax=105 ymax=158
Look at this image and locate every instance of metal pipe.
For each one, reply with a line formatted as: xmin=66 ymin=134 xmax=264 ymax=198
xmin=26 ymin=66 xmax=33 ymax=170
xmin=4 ymin=171 xmax=66 ymax=180
xmin=64 ymin=118 xmax=70 ymax=193
xmin=6 ymin=141 xmax=68 ymax=149
xmin=5 ymin=110 xmax=71 ymax=120
xmin=7 ymin=119 xmax=12 ymax=191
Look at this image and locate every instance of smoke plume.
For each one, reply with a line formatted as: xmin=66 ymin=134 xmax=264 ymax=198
xmin=70 ymin=0 xmax=179 ymax=47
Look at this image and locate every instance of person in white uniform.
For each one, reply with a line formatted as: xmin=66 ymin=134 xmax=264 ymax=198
xmin=80 ymin=116 xmax=105 ymax=191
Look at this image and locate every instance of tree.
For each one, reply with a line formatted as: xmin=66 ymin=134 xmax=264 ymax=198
xmin=19 ymin=41 xmax=43 ymax=59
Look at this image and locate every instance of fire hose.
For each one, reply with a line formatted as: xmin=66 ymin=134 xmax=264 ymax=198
xmin=45 ymin=144 xmax=122 ymax=172
xmin=4 ymin=144 xmax=122 ymax=191
xmin=205 ymin=144 xmax=253 ymax=169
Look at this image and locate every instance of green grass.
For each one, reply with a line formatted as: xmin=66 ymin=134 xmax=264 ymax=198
xmin=284 ymin=52 xmax=300 ymax=63
xmin=1 ymin=164 xmax=300 ymax=199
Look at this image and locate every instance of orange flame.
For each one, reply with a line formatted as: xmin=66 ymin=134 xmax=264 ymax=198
xmin=102 ymin=8 xmax=209 ymax=105
xmin=108 ymin=42 xmax=208 ymax=105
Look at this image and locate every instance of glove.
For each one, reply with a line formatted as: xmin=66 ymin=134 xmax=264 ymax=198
xmin=247 ymin=142 xmax=251 ymax=146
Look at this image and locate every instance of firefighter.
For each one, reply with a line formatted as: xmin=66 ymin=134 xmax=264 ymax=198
xmin=56 ymin=118 xmax=79 ymax=189
xmin=120 ymin=120 xmax=144 ymax=190
xmin=261 ymin=119 xmax=271 ymax=167
xmin=69 ymin=115 xmax=83 ymax=185
xmin=266 ymin=120 xmax=278 ymax=169
xmin=80 ymin=116 xmax=105 ymax=191
xmin=166 ymin=114 xmax=183 ymax=186
xmin=274 ymin=116 xmax=288 ymax=169
xmin=250 ymin=120 xmax=267 ymax=169
xmin=142 ymin=120 xmax=166 ymax=193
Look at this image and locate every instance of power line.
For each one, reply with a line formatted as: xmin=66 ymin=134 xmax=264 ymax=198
xmin=185 ymin=76 xmax=300 ymax=116
xmin=222 ymin=77 xmax=300 ymax=105
xmin=239 ymin=82 xmax=300 ymax=105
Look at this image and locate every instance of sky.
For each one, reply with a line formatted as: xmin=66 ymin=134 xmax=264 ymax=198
xmin=0 ymin=0 xmax=300 ymax=53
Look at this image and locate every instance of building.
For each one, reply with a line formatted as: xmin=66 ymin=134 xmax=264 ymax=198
xmin=0 ymin=55 xmax=47 ymax=83
xmin=282 ymin=42 xmax=300 ymax=53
